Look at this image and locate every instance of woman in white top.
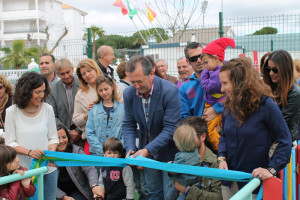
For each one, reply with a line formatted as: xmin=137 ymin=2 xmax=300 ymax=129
xmin=5 ymin=71 xmax=59 ymax=200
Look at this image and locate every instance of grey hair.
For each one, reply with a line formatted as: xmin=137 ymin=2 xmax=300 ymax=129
xmin=184 ymin=42 xmax=203 ymax=60
xmin=156 ymin=59 xmax=168 ymax=66
xmin=177 ymin=56 xmax=187 ymax=62
xmin=126 ymin=55 xmax=153 ymax=75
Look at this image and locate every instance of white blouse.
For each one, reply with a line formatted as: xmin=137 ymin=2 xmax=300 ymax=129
xmin=5 ymin=103 xmax=59 ymax=169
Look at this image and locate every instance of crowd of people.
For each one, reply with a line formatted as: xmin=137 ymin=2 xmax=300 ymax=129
xmin=0 ymin=37 xmax=299 ymax=200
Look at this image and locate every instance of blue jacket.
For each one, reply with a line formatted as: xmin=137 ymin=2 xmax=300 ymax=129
xmin=179 ymin=73 xmax=224 ymax=119
xmin=123 ymin=76 xmax=181 ymax=162
xmin=218 ymin=97 xmax=292 ymax=187
xmin=86 ymin=101 xmax=124 ymax=156
xmin=168 ymin=149 xmax=202 ymax=186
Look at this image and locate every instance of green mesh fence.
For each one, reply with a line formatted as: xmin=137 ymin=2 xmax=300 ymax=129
xmin=1 ymin=13 xmax=299 ymax=79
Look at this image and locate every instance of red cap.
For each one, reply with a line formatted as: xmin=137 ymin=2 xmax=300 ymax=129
xmin=202 ymin=37 xmax=235 ymax=61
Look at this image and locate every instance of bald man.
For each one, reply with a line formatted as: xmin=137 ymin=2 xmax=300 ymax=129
xmin=96 ymin=45 xmax=116 ymax=78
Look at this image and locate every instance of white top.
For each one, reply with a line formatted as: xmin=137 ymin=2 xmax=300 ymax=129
xmin=5 ymin=103 xmax=59 ymax=169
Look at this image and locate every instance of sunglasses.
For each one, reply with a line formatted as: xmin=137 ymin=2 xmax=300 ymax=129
xmin=264 ymin=66 xmax=279 ymax=74
xmin=189 ymin=54 xmax=202 ymax=62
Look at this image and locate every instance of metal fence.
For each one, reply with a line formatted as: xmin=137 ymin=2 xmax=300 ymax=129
xmin=1 ymin=13 xmax=299 ymax=79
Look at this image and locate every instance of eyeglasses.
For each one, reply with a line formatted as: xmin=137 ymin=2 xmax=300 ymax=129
xmin=264 ymin=66 xmax=279 ymax=74
xmin=189 ymin=54 xmax=202 ymax=62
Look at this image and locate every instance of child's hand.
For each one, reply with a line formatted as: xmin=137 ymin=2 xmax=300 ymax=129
xmin=93 ymin=186 xmax=104 ymax=199
xmin=20 ymin=177 xmax=31 ymax=189
xmin=12 ymin=169 xmax=24 ymax=176
xmin=168 ymin=161 xmax=174 ymax=163
xmin=93 ymin=193 xmax=104 ymax=200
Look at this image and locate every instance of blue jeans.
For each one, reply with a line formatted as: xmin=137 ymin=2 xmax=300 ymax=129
xmin=132 ymin=166 xmax=148 ymax=200
xmin=44 ymin=168 xmax=58 ymax=200
xmin=166 ymin=186 xmax=187 ymax=200
xmin=144 ymin=167 xmax=172 ymax=200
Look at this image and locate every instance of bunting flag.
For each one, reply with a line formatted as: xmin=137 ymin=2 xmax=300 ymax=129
xmin=146 ymin=3 xmax=157 ymax=22
xmin=113 ymin=0 xmax=128 ymax=15
xmin=126 ymin=0 xmax=137 ymax=19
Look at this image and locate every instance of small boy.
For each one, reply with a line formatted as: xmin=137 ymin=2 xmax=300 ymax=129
xmin=166 ymin=125 xmax=202 ymax=200
xmin=96 ymin=137 xmax=135 ymax=200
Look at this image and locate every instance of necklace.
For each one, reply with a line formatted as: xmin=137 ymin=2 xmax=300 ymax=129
xmin=24 ymin=105 xmax=39 ymax=114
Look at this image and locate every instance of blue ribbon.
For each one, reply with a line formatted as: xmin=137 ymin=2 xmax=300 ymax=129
xmin=42 ymin=150 xmax=253 ymax=182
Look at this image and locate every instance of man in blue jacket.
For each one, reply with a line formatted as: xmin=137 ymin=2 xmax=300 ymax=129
xmin=123 ymin=55 xmax=181 ymax=200
xmin=180 ymin=42 xmax=224 ymax=120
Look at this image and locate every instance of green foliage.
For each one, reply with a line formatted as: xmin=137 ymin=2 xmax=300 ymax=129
xmin=132 ymin=28 xmax=169 ymax=45
xmin=0 ymin=40 xmax=40 ymax=69
xmin=252 ymin=27 xmax=278 ymax=35
xmin=96 ymin=27 xmax=169 ymax=50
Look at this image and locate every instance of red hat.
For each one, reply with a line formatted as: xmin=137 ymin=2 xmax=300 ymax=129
xmin=202 ymin=37 xmax=235 ymax=61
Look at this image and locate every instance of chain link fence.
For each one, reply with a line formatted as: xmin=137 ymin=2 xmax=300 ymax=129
xmin=1 ymin=13 xmax=299 ymax=80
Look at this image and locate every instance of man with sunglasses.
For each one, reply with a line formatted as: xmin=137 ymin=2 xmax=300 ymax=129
xmin=179 ymin=42 xmax=223 ymax=120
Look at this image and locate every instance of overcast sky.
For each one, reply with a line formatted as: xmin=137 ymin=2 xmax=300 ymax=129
xmin=62 ymin=0 xmax=300 ymax=34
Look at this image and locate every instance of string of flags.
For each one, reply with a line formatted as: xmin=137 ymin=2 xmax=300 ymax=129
xmin=113 ymin=0 xmax=157 ymax=22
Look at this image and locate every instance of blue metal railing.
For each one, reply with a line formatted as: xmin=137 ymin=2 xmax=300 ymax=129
xmin=0 ymin=166 xmax=48 ymax=200
xmin=230 ymin=178 xmax=261 ymax=200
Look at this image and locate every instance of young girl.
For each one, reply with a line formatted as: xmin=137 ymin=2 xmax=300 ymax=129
xmin=166 ymin=125 xmax=202 ymax=200
xmin=95 ymin=137 xmax=135 ymax=200
xmin=86 ymin=75 xmax=124 ymax=156
xmin=200 ymin=37 xmax=235 ymax=152
xmin=0 ymin=145 xmax=36 ymax=200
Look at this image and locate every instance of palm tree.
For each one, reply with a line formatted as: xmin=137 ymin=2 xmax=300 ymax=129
xmin=91 ymin=26 xmax=105 ymax=59
xmin=0 ymin=40 xmax=39 ymax=69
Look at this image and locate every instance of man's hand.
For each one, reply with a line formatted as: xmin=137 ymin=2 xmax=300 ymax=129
xmin=128 ymin=149 xmax=147 ymax=170
xmin=203 ymin=107 xmax=217 ymax=122
xmin=218 ymin=161 xmax=228 ymax=170
xmin=69 ymin=130 xmax=81 ymax=142
xmin=131 ymin=148 xmax=149 ymax=158
xmin=252 ymin=167 xmax=273 ymax=180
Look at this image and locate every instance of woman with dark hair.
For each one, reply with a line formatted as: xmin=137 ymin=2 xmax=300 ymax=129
xmin=259 ymin=52 xmax=271 ymax=75
xmin=0 ymin=74 xmax=13 ymax=130
xmin=56 ymin=124 xmax=103 ymax=200
xmin=218 ymin=57 xmax=292 ymax=199
xmin=5 ymin=71 xmax=59 ymax=200
xmin=262 ymin=50 xmax=300 ymax=142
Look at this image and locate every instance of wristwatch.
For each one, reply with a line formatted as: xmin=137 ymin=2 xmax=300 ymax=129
xmin=267 ymin=167 xmax=277 ymax=176
xmin=217 ymin=156 xmax=226 ymax=164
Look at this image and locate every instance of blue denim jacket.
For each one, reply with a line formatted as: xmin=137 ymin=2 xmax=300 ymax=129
xmin=168 ymin=149 xmax=202 ymax=186
xmin=86 ymin=101 xmax=124 ymax=156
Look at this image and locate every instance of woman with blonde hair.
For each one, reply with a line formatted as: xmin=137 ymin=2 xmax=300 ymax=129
xmin=0 ymin=74 xmax=13 ymax=130
xmin=218 ymin=57 xmax=291 ymax=199
xmin=73 ymin=58 xmax=103 ymax=154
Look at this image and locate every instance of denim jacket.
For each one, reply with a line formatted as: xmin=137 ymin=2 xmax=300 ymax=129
xmin=86 ymin=100 xmax=124 ymax=155
xmin=168 ymin=149 xmax=202 ymax=186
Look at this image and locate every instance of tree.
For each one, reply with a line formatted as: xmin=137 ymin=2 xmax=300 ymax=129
xmin=252 ymin=27 xmax=278 ymax=35
xmin=39 ymin=26 xmax=69 ymax=54
xmin=131 ymin=28 xmax=169 ymax=45
xmin=91 ymin=26 xmax=105 ymax=59
xmin=150 ymin=0 xmax=203 ymax=37
xmin=0 ymin=40 xmax=39 ymax=69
